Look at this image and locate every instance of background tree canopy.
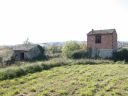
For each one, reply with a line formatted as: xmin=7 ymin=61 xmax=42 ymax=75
xmin=62 ymin=41 xmax=80 ymax=58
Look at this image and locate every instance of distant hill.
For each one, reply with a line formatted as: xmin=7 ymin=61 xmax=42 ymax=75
xmin=39 ymin=42 xmax=64 ymax=47
xmin=39 ymin=41 xmax=87 ymax=47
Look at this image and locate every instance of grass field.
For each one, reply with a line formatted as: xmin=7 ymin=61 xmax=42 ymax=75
xmin=1 ymin=63 xmax=128 ymax=96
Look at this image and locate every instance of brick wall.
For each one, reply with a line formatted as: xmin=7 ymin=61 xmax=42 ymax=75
xmin=112 ymin=32 xmax=117 ymax=50
xmin=87 ymin=33 xmax=115 ymax=49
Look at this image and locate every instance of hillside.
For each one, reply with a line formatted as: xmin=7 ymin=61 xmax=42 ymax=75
xmin=1 ymin=63 xmax=128 ymax=96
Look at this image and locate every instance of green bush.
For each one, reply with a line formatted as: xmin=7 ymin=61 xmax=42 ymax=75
xmin=113 ymin=49 xmax=128 ymax=62
xmin=47 ymin=45 xmax=62 ymax=54
xmin=31 ymin=46 xmax=48 ymax=61
xmin=71 ymin=50 xmax=88 ymax=59
xmin=46 ymin=45 xmax=62 ymax=59
xmin=62 ymin=41 xmax=80 ymax=58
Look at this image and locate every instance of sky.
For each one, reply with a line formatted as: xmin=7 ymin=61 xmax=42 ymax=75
xmin=0 ymin=0 xmax=128 ymax=45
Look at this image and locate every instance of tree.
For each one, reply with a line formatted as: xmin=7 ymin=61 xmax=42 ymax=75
xmin=79 ymin=41 xmax=87 ymax=50
xmin=47 ymin=45 xmax=62 ymax=54
xmin=62 ymin=41 xmax=80 ymax=58
xmin=24 ymin=38 xmax=31 ymax=45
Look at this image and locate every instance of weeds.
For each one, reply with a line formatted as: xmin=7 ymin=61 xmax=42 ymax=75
xmin=1 ymin=64 xmax=128 ymax=95
xmin=0 ymin=58 xmax=122 ymax=80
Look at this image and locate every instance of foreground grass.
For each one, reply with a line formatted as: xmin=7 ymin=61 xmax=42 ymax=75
xmin=1 ymin=64 xmax=128 ymax=96
xmin=0 ymin=58 xmax=114 ymax=80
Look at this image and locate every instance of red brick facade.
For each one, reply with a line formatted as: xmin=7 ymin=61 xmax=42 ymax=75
xmin=87 ymin=29 xmax=117 ymax=50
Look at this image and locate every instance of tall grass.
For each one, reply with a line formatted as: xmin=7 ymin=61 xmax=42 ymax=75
xmin=0 ymin=58 xmax=115 ymax=80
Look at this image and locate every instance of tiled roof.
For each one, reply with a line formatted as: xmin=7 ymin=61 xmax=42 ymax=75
xmin=87 ymin=29 xmax=116 ymax=35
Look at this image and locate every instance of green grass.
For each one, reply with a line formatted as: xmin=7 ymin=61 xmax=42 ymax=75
xmin=0 ymin=58 xmax=114 ymax=80
xmin=1 ymin=63 xmax=128 ymax=96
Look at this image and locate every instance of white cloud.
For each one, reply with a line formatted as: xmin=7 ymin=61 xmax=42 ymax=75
xmin=0 ymin=0 xmax=128 ymax=45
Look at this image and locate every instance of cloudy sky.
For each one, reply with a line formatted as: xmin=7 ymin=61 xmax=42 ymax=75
xmin=0 ymin=0 xmax=128 ymax=45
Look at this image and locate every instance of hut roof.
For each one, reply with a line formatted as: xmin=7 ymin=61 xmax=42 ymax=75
xmin=13 ymin=44 xmax=38 ymax=51
xmin=87 ymin=29 xmax=116 ymax=35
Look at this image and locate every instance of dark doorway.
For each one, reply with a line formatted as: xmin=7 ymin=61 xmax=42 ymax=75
xmin=20 ymin=53 xmax=24 ymax=60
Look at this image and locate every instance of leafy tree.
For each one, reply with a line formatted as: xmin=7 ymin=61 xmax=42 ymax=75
xmin=47 ymin=45 xmax=62 ymax=54
xmin=62 ymin=41 xmax=80 ymax=58
xmin=79 ymin=42 xmax=87 ymax=50
xmin=45 ymin=45 xmax=62 ymax=58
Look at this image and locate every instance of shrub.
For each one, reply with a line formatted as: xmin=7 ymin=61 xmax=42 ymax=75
xmin=31 ymin=46 xmax=48 ymax=61
xmin=46 ymin=45 xmax=62 ymax=58
xmin=113 ymin=49 xmax=128 ymax=62
xmin=62 ymin=41 xmax=80 ymax=58
xmin=47 ymin=45 xmax=62 ymax=54
xmin=71 ymin=50 xmax=88 ymax=59
xmin=79 ymin=41 xmax=87 ymax=50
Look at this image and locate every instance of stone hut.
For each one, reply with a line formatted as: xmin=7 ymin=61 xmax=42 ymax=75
xmin=13 ymin=44 xmax=43 ymax=60
xmin=87 ymin=29 xmax=117 ymax=58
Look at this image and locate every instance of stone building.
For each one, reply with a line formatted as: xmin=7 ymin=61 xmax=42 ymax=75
xmin=13 ymin=44 xmax=43 ymax=60
xmin=87 ymin=29 xmax=117 ymax=58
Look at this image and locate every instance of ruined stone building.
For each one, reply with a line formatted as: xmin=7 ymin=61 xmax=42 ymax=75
xmin=13 ymin=44 xmax=43 ymax=60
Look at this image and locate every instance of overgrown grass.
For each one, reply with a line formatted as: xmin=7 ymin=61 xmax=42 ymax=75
xmin=1 ymin=64 xmax=128 ymax=96
xmin=0 ymin=58 xmax=115 ymax=80
xmin=0 ymin=59 xmax=66 ymax=80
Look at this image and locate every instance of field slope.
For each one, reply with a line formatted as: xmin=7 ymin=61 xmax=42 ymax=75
xmin=1 ymin=64 xmax=128 ymax=96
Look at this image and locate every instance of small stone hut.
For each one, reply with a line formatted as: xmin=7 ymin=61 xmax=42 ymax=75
xmin=13 ymin=44 xmax=43 ymax=60
xmin=87 ymin=29 xmax=117 ymax=58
